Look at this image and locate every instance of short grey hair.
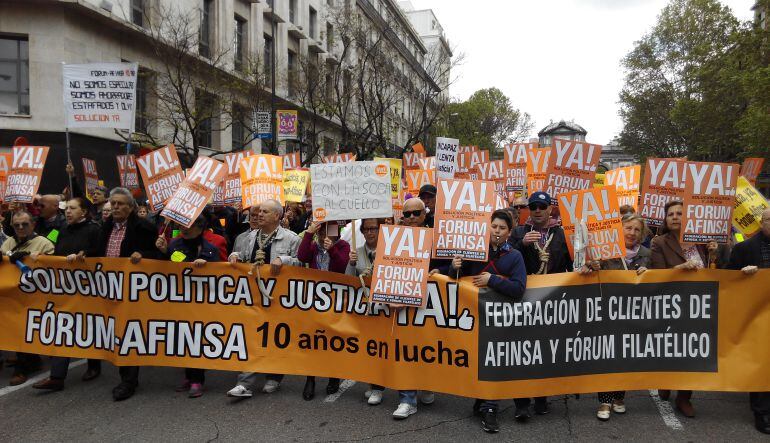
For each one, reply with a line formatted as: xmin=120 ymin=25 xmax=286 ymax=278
xmin=262 ymin=199 xmax=284 ymax=218
xmin=109 ymin=187 xmax=137 ymax=208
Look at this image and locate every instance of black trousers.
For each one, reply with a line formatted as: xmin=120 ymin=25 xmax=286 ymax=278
xmin=50 ymin=357 xmax=101 ymax=379
xmin=514 ymin=396 xmax=547 ymax=408
xmin=119 ymin=366 xmax=139 ymax=387
xmin=12 ymin=352 xmax=40 ymax=376
xmin=185 ymin=368 xmax=205 ymax=384
xmin=751 ymin=392 xmax=770 ymax=416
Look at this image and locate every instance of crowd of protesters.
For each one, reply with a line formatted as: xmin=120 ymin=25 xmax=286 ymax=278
xmin=0 ymin=163 xmax=768 ymax=435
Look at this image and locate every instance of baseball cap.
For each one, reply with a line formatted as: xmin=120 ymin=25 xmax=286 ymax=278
xmin=528 ymin=191 xmax=551 ymax=206
xmin=419 ymin=184 xmax=437 ymax=197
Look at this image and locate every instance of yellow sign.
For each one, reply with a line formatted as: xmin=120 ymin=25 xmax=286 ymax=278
xmin=283 ymin=169 xmax=310 ymax=203
xmin=375 ymin=157 xmax=402 ymax=199
xmin=733 ymin=176 xmax=769 ymax=237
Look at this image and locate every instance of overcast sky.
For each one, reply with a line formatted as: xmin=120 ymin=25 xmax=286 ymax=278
xmin=408 ymin=0 xmax=756 ymax=145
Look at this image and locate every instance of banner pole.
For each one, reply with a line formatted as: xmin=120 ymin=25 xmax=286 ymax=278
xmin=123 ymin=132 xmax=133 ymax=188
xmin=65 ymin=127 xmax=73 ymax=197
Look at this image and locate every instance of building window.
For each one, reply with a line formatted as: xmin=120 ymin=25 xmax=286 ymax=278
xmin=309 ymin=7 xmax=317 ymax=39
xmin=131 ymin=0 xmax=144 ymax=27
xmin=289 ymin=0 xmax=297 ymax=24
xmin=195 ymin=89 xmax=215 ymax=149
xmin=231 ymin=104 xmax=247 ymax=150
xmin=0 ymin=36 xmax=29 ymax=115
xmin=263 ymin=34 xmax=273 ymax=86
xmin=326 ymin=23 xmax=334 ymax=49
xmin=199 ymin=0 xmax=213 ymax=58
xmin=287 ymin=50 xmax=296 ymax=97
xmin=135 ymin=69 xmax=149 ymax=134
xmin=234 ymin=15 xmax=246 ymax=71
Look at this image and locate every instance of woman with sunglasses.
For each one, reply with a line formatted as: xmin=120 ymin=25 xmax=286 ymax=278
xmin=297 ymin=220 xmax=351 ymax=400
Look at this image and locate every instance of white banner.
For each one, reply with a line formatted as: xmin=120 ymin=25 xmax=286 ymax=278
xmin=435 ymin=137 xmax=459 ymax=180
xmin=310 ymin=161 xmax=392 ymax=222
xmin=62 ymin=62 xmax=138 ymax=131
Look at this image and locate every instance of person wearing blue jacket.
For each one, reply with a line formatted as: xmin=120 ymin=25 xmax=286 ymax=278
xmin=431 ymin=209 xmax=527 ymax=433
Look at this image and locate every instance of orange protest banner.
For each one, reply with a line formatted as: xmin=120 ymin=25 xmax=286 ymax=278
xmin=81 ymin=157 xmax=99 ymax=201
xmin=160 ymin=156 xmax=225 ymax=228
xmin=403 ymin=151 xmax=425 ymax=170
xmin=639 ymin=158 xmax=687 ymax=228
xmin=740 ymin=158 xmax=765 ymax=185
xmin=5 ymin=146 xmax=49 ymax=203
xmin=458 ymin=145 xmax=478 ymax=154
xmin=433 ymin=179 xmax=495 ymax=261
xmin=370 ymin=225 xmax=433 ymax=307
xmin=477 ymin=160 xmax=507 ymax=199
xmin=526 ymin=147 xmax=552 ymax=194
xmin=136 ymin=145 xmax=184 ymax=212
xmin=559 ymin=187 xmax=626 ymax=261
xmin=322 ymin=153 xmax=356 ymax=164
xmin=681 ymin=162 xmax=739 ymax=244
xmin=411 ymin=142 xmax=426 ymax=154
xmin=405 ymin=169 xmax=435 ymax=196
xmin=282 ymin=152 xmax=301 ymax=170
xmin=212 ymin=178 xmax=225 ymax=207
xmin=240 ymin=154 xmax=284 ymax=208
xmin=116 ymin=155 xmax=139 ymax=189
xmin=605 ymin=165 xmax=641 ymax=210
xmin=418 ymin=156 xmax=436 ymax=171
xmin=544 ymin=138 xmax=602 ymax=204
xmin=464 ymin=150 xmax=488 ymax=180
xmin=0 ymin=152 xmax=11 ymax=202
xmin=503 ymin=143 xmax=532 ymax=195
xmin=222 ymin=151 xmax=254 ymax=205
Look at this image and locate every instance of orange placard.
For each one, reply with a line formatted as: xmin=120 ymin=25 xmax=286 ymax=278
xmin=463 ymin=150 xmax=488 ymax=180
xmin=558 ymin=187 xmax=626 ymax=261
xmin=116 ymin=155 xmax=139 ymax=190
xmin=223 ymin=151 xmax=254 ymax=205
xmin=282 ymin=152 xmax=300 ymax=170
xmin=5 ymin=146 xmax=49 ymax=203
xmin=0 ymin=152 xmax=12 ymax=202
xmin=458 ymin=145 xmax=478 ymax=154
xmin=605 ymin=165 xmax=641 ymax=210
xmin=740 ymin=158 xmax=765 ymax=185
xmin=639 ymin=158 xmax=687 ymax=228
xmin=526 ymin=147 xmax=552 ymax=194
xmin=418 ymin=156 xmax=435 ymax=171
xmin=681 ymin=162 xmax=739 ymax=244
xmin=322 ymin=153 xmax=356 ymax=164
xmin=160 ymin=156 xmax=225 ymax=228
xmin=411 ymin=142 xmax=426 ymax=154
xmin=477 ymin=160 xmax=507 ymax=201
xmin=369 ymin=225 xmax=433 ymax=307
xmin=240 ymin=154 xmax=284 ymax=208
xmin=403 ymin=152 xmax=425 ymax=170
xmin=405 ymin=169 xmax=435 ymax=196
xmin=432 ymin=179 xmax=495 ymax=261
xmin=136 ymin=145 xmax=185 ymax=212
xmin=81 ymin=157 xmax=99 ymax=201
xmin=544 ymin=138 xmax=602 ymax=204
xmin=503 ymin=143 xmax=533 ymax=194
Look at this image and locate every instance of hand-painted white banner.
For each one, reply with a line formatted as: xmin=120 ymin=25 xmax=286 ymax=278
xmin=310 ymin=161 xmax=392 ymax=222
xmin=62 ymin=63 xmax=138 ymax=131
xmin=435 ymin=137 xmax=459 ymax=180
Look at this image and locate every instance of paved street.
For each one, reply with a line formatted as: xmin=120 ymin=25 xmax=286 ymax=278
xmin=0 ymin=358 xmax=765 ymax=442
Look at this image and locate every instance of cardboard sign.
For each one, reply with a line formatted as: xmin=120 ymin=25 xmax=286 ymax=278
xmin=681 ymin=162 xmax=739 ymax=244
xmin=733 ymin=176 xmax=770 ymax=237
xmin=405 ymin=169 xmax=435 ymax=196
xmin=62 ymin=63 xmax=138 ymax=131
xmin=160 ymin=157 xmax=225 ymax=228
xmin=277 ymin=110 xmax=297 ymax=140
xmin=740 ymin=158 xmax=765 ymax=185
xmin=81 ymin=158 xmax=99 ymax=201
xmin=282 ymin=152 xmax=300 ymax=170
xmin=639 ymin=158 xmax=687 ymax=228
xmin=544 ymin=139 xmax=602 ymax=204
xmin=435 ymin=137 xmax=459 ymax=180
xmin=240 ymin=154 xmax=284 ymax=208
xmin=323 ymin=153 xmax=356 ymax=164
xmin=433 ymin=179 xmax=495 ymax=261
xmin=558 ymin=187 xmax=626 ymax=261
xmin=605 ymin=165 xmax=640 ymax=210
xmin=411 ymin=142 xmax=426 ymax=154
xmin=283 ymin=169 xmax=310 ymax=203
xmin=403 ymin=152 xmax=425 ymax=170
xmin=222 ymin=151 xmax=253 ymax=205
xmin=370 ymin=225 xmax=433 ymax=307
xmin=116 ymin=155 xmax=139 ymax=189
xmin=503 ymin=143 xmax=532 ymax=194
xmin=4 ymin=146 xmax=49 ymax=203
xmin=0 ymin=152 xmax=11 ymax=202
xmin=311 ymin=161 xmax=392 ymax=222
xmin=526 ymin=147 xmax=552 ymax=194
xmin=136 ymin=145 xmax=184 ymax=212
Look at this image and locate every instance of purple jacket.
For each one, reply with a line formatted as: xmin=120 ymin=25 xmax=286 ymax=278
xmin=297 ymin=233 xmax=350 ymax=273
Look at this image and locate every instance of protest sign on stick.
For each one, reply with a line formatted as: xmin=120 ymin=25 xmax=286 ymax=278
xmin=605 ymin=165 xmax=641 ymax=210
xmin=638 ymin=158 xmax=687 ymax=228
xmin=116 ymin=155 xmax=139 ymax=189
xmin=240 ymin=154 xmax=284 ymax=208
xmin=681 ymin=162 xmax=739 ymax=244
xmin=311 ymin=161 xmax=392 ymax=221
xmin=160 ymin=157 xmax=225 ymax=228
xmin=136 ymin=145 xmax=184 ymax=212
xmin=406 ymin=169 xmax=435 ymax=196
xmin=503 ymin=143 xmax=532 ymax=195
xmin=370 ymin=225 xmax=433 ymax=307
xmin=435 ymin=137 xmax=459 ymax=180
xmin=732 ymin=176 xmax=770 ymax=237
xmin=81 ymin=158 xmax=99 ymax=201
xmin=544 ymin=139 xmax=601 ymax=204
xmin=526 ymin=147 xmax=552 ymax=194
xmin=222 ymin=151 xmax=253 ymax=205
xmin=403 ymin=152 xmax=425 ymax=170
xmin=5 ymin=146 xmax=49 ymax=203
xmin=62 ymin=63 xmax=138 ymax=131
xmin=433 ymin=179 xmax=495 ymax=261
xmin=740 ymin=158 xmax=765 ymax=185
xmin=323 ymin=153 xmax=356 ymax=164
xmin=558 ymin=187 xmax=626 ymax=261
xmin=0 ymin=152 xmax=12 ymax=202
xmin=283 ymin=169 xmax=310 ymax=203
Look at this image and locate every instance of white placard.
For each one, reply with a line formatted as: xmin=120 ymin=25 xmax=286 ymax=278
xmin=310 ymin=161 xmax=392 ymax=222
xmin=62 ymin=62 xmax=138 ymax=131
xmin=435 ymin=137 xmax=459 ymax=180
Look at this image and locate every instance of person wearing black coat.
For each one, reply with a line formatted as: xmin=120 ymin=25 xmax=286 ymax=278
xmin=32 ymin=197 xmax=103 ymax=391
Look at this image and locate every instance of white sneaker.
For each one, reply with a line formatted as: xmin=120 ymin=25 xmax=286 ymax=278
xmin=364 ymin=390 xmax=372 ymax=399
xmin=597 ymin=404 xmax=611 ymax=421
xmin=612 ymin=401 xmax=626 ymax=414
xmin=392 ymin=403 xmax=417 ymax=419
xmin=262 ymin=380 xmax=280 ymax=393
xmin=368 ymin=390 xmax=383 ymax=405
xmin=226 ymin=385 xmax=252 ymax=397
xmin=419 ymin=391 xmax=435 ymax=405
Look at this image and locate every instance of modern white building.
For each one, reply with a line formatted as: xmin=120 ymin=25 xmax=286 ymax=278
xmin=398 ymin=1 xmax=451 ymax=100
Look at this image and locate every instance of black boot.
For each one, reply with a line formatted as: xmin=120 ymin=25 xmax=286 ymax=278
xmin=755 ymin=415 xmax=770 ymax=434
xmin=303 ymin=377 xmax=315 ymax=401
xmin=326 ymin=378 xmax=340 ymax=395
xmin=481 ymin=408 xmax=500 ymax=433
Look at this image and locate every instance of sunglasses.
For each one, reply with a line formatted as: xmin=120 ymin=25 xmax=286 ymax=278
xmin=403 ymin=210 xmax=423 ymax=218
xmin=514 ymin=205 xmax=528 ymax=210
xmin=529 ymin=203 xmax=549 ymax=211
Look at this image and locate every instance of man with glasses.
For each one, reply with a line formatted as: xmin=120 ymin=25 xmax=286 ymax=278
xmin=509 ymin=191 xmax=572 ymax=420
xmin=0 ymin=210 xmax=55 ymax=385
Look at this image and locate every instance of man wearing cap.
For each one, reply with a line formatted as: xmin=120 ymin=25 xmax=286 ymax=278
xmin=418 ymin=184 xmax=437 ymax=228
xmin=509 ymin=191 xmax=572 ymax=420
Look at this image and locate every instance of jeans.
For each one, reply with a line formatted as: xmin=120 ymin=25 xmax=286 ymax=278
xmin=237 ymin=372 xmax=284 ymax=389
xmin=399 ymin=390 xmax=417 ymax=406
xmin=475 ymin=399 xmax=499 ymax=412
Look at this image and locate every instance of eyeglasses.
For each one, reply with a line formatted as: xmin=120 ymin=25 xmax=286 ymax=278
xmin=514 ymin=205 xmax=528 ymax=210
xmin=403 ymin=210 xmax=423 ymax=218
xmin=12 ymin=222 xmax=31 ymax=228
xmin=529 ymin=203 xmax=548 ymax=211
